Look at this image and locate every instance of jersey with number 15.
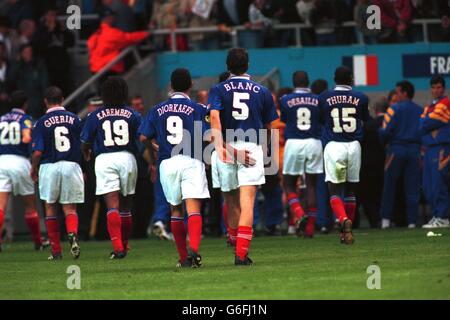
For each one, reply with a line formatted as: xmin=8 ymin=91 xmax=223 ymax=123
xmin=81 ymin=106 xmax=142 ymax=156
xmin=32 ymin=107 xmax=82 ymax=164
xmin=319 ymin=85 xmax=369 ymax=143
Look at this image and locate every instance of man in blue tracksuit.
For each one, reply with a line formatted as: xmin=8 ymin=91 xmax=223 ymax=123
xmin=379 ymin=80 xmax=423 ymax=228
xmin=420 ymin=75 xmax=450 ymax=228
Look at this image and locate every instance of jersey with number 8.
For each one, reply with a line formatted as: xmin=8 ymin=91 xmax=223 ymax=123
xmin=32 ymin=107 xmax=82 ymax=164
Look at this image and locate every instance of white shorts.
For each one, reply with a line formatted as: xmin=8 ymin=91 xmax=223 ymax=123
xmin=211 ymin=141 xmax=265 ymax=192
xmin=95 ymin=151 xmax=137 ymax=196
xmin=283 ymin=138 xmax=323 ymax=175
xmin=159 ymin=155 xmax=210 ymax=206
xmin=0 ymin=154 xmax=34 ymax=196
xmin=39 ymin=161 xmax=84 ymax=204
xmin=324 ymin=141 xmax=361 ymax=184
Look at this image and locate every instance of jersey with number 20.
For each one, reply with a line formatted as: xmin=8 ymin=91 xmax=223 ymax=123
xmin=0 ymin=108 xmax=33 ymax=157
xmin=81 ymin=106 xmax=142 ymax=156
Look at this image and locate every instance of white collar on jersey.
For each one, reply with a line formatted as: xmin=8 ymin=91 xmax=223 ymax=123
xmin=170 ymin=92 xmax=191 ymax=100
xmin=11 ymin=108 xmax=25 ymax=114
xmin=334 ymin=85 xmax=352 ymax=91
xmin=294 ymin=87 xmax=311 ymax=93
xmin=230 ymin=74 xmax=251 ymax=80
xmin=46 ymin=106 xmax=66 ymax=114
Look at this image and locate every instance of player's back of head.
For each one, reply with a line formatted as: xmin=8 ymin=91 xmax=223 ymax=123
xmin=311 ymin=79 xmax=328 ymax=95
xmin=171 ymin=68 xmax=192 ymax=93
xmin=101 ymin=76 xmax=129 ymax=107
xmin=292 ymin=71 xmax=309 ymax=88
xmin=10 ymin=90 xmax=28 ymax=111
xmin=396 ymin=80 xmax=415 ymax=100
xmin=44 ymin=86 xmax=64 ymax=107
xmin=334 ymin=66 xmax=353 ymax=87
xmin=226 ymin=48 xmax=249 ymax=76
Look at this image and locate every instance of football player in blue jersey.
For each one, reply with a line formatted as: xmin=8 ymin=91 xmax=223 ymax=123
xmin=139 ymin=68 xmax=210 ymax=268
xmin=0 ymin=91 xmax=48 ymax=252
xmin=31 ymin=87 xmax=83 ymax=260
xmin=81 ymin=76 xmax=142 ymax=259
xmin=209 ymin=48 xmax=279 ymax=265
xmin=319 ymin=66 xmax=370 ymax=244
xmin=280 ymin=71 xmax=322 ymax=238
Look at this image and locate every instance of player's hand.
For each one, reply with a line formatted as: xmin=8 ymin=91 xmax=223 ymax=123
xmin=30 ymin=168 xmax=38 ymax=183
xmin=235 ymin=148 xmax=256 ymax=167
xmin=83 ymin=150 xmax=92 ymax=162
xmin=149 ymin=164 xmax=157 ymax=183
xmin=217 ymin=145 xmax=235 ymax=164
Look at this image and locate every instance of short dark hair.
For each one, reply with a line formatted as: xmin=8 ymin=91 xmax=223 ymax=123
xmin=44 ymin=86 xmax=64 ymax=105
xmin=20 ymin=43 xmax=32 ymax=53
xmin=334 ymin=66 xmax=353 ymax=86
xmin=311 ymin=79 xmax=328 ymax=95
xmin=292 ymin=71 xmax=309 ymax=88
xmin=219 ymin=71 xmax=231 ymax=83
xmin=101 ymin=76 xmax=129 ymax=106
xmin=171 ymin=68 xmax=192 ymax=92
xmin=430 ymin=75 xmax=445 ymax=88
xmin=396 ymin=80 xmax=415 ymax=99
xmin=387 ymin=89 xmax=396 ymax=102
xmin=11 ymin=90 xmax=28 ymax=109
xmin=226 ymin=48 xmax=249 ymax=75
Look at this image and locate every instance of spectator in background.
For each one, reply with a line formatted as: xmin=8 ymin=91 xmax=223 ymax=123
xmin=248 ymin=0 xmax=274 ymax=48
xmin=102 ymin=0 xmax=137 ymax=32
xmin=296 ymin=0 xmax=315 ymax=45
xmin=373 ymin=0 xmax=413 ymax=43
xmin=354 ymin=0 xmax=380 ymax=44
xmin=9 ymin=44 xmax=48 ymax=119
xmin=0 ymin=0 xmax=34 ymax=29
xmin=0 ymin=42 xmax=11 ymax=116
xmin=0 ymin=16 xmax=13 ymax=60
xmin=11 ymin=19 xmax=36 ymax=60
xmin=35 ymin=7 xmax=75 ymax=95
xmin=264 ymin=0 xmax=300 ymax=46
xmin=310 ymin=0 xmax=340 ymax=45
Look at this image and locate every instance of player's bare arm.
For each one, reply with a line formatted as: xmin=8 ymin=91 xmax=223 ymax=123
xmin=30 ymin=150 xmax=42 ymax=183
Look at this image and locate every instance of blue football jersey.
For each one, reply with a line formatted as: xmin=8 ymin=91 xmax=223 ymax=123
xmin=280 ymin=88 xmax=321 ymax=140
xmin=138 ymin=93 xmax=208 ymax=162
xmin=0 ymin=108 xmax=33 ymax=158
xmin=208 ymin=75 xmax=278 ymax=144
xmin=319 ymin=85 xmax=369 ymax=143
xmin=32 ymin=107 xmax=82 ymax=164
xmin=81 ymin=106 xmax=142 ymax=156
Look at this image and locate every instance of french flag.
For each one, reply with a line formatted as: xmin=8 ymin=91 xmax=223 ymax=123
xmin=342 ymin=55 xmax=379 ymax=86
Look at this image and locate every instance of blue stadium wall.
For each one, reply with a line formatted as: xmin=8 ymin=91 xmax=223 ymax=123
xmin=155 ymin=43 xmax=450 ymax=92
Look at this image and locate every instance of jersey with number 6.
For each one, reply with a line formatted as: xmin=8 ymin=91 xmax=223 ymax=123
xmin=138 ymin=93 xmax=208 ymax=162
xmin=32 ymin=107 xmax=82 ymax=164
xmin=319 ymin=86 xmax=369 ymax=143
xmin=81 ymin=106 xmax=142 ymax=157
xmin=0 ymin=108 xmax=33 ymax=157
xmin=208 ymin=74 xmax=278 ymax=143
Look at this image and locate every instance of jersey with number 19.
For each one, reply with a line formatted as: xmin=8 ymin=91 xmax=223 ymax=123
xmin=81 ymin=106 xmax=142 ymax=196
xmin=319 ymin=85 xmax=369 ymax=183
xmin=32 ymin=106 xmax=84 ymax=204
xmin=0 ymin=108 xmax=34 ymax=196
xmin=208 ymin=74 xmax=278 ymax=191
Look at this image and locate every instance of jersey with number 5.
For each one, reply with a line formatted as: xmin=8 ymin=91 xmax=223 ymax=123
xmin=319 ymin=86 xmax=369 ymax=143
xmin=208 ymin=75 xmax=278 ymax=143
xmin=0 ymin=108 xmax=33 ymax=158
xmin=81 ymin=106 xmax=142 ymax=157
xmin=279 ymin=90 xmax=321 ymax=140
xmin=138 ymin=94 xmax=208 ymax=162
xmin=32 ymin=107 xmax=82 ymax=164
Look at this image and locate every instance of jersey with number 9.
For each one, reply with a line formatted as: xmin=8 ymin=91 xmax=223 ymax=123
xmin=319 ymin=86 xmax=369 ymax=143
xmin=32 ymin=107 xmax=82 ymax=164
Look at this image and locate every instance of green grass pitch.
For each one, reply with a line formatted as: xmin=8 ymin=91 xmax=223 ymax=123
xmin=1 ymin=229 xmax=449 ymax=300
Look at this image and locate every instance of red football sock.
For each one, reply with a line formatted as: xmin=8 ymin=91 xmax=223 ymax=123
xmin=188 ymin=213 xmax=202 ymax=253
xmin=287 ymin=192 xmax=305 ymax=222
xmin=222 ymin=203 xmax=229 ymax=229
xmin=305 ymin=208 xmax=317 ymax=237
xmin=344 ymin=197 xmax=357 ymax=223
xmin=45 ymin=217 xmax=61 ymax=255
xmin=25 ymin=211 xmax=42 ymax=246
xmin=0 ymin=209 xmax=4 ymax=244
xmin=107 ymin=209 xmax=123 ymax=252
xmin=227 ymin=227 xmax=237 ymax=246
xmin=330 ymin=196 xmax=348 ymax=223
xmin=171 ymin=217 xmax=187 ymax=261
xmin=120 ymin=212 xmax=132 ymax=251
xmin=65 ymin=212 xmax=78 ymax=235
xmin=236 ymin=226 xmax=253 ymax=260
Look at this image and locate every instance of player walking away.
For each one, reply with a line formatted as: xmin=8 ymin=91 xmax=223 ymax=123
xmin=81 ymin=76 xmax=142 ymax=259
xmin=319 ymin=66 xmax=370 ymax=244
xmin=280 ymin=71 xmax=322 ymax=238
xmin=0 ymin=91 xmax=48 ymax=252
xmin=420 ymin=76 xmax=450 ymax=228
xmin=209 ymin=48 xmax=279 ymax=265
xmin=31 ymin=87 xmax=84 ymax=260
xmin=139 ymin=68 xmax=210 ymax=268
xmin=379 ymin=81 xmax=422 ymax=229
